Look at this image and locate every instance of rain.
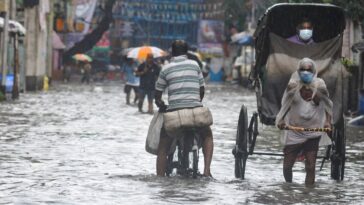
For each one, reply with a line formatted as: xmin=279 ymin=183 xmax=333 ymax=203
xmin=1 ymin=0 xmax=364 ymax=204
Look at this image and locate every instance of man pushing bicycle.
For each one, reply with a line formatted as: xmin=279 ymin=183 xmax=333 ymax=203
xmin=154 ymin=40 xmax=214 ymax=177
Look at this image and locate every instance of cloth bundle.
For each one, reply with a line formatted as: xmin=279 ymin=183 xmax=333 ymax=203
xmin=163 ymin=107 xmax=213 ymax=133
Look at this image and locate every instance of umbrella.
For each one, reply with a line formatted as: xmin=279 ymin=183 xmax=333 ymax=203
xmin=72 ymin=54 xmax=92 ymax=62
xmin=127 ymin=46 xmax=166 ymax=61
xmin=0 ymin=17 xmax=26 ymax=35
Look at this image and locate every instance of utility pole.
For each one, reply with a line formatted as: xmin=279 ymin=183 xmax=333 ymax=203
xmin=251 ymin=0 xmax=255 ymax=29
xmin=46 ymin=2 xmax=54 ymax=81
xmin=10 ymin=0 xmax=19 ymax=99
xmin=12 ymin=33 xmax=19 ymax=99
xmin=0 ymin=0 xmax=9 ymax=95
xmin=10 ymin=0 xmax=15 ymax=19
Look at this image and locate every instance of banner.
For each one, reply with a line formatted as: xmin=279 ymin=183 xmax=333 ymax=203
xmin=197 ymin=20 xmax=224 ymax=55
xmin=96 ymin=32 xmax=110 ymax=47
xmin=112 ymin=1 xmax=224 ymax=22
xmin=74 ymin=0 xmax=97 ymax=34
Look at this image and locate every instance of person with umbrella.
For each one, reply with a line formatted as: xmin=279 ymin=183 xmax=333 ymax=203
xmin=135 ymin=54 xmax=160 ymax=114
xmin=72 ymin=54 xmax=93 ymax=84
xmin=81 ymin=62 xmax=92 ymax=84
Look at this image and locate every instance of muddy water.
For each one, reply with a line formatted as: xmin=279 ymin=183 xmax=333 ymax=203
xmin=0 ymin=83 xmax=363 ymax=204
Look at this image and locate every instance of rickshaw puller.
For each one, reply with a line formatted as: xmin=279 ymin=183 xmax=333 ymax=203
xmin=276 ymin=58 xmax=333 ymax=186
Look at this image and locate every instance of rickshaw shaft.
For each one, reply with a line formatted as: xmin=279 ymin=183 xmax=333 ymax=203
xmin=252 ymin=151 xmax=325 ymax=159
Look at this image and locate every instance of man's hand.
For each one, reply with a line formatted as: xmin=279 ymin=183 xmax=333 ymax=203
xmin=324 ymin=122 xmax=332 ymax=135
xmin=155 ymin=90 xmax=167 ymax=112
xmin=156 ymin=100 xmax=167 ymax=112
xmin=287 ymin=81 xmax=298 ymax=90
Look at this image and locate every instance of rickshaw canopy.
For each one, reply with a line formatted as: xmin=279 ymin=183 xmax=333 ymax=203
xmin=251 ymin=3 xmax=347 ymax=125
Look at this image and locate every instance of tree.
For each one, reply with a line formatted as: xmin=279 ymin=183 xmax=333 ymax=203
xmin=328 ymin=0 xmax=364 ymax=23
xmin=62 ymin=0 xmax=116 ymax=62
xmin=223 ymin=0 xmax=247 ymax=31
xmin=284 ymin=0 xmax=364 ymax=23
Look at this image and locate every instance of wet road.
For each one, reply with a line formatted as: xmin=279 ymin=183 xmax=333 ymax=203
xmin=0 ymin=83 xmax=363 ymax=204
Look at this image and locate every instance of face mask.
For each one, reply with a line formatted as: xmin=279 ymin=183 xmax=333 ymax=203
xmin=299 ymin=71 xmax=314 ymax=84
xmin=299 ymin=29 xmax=313 ymax=41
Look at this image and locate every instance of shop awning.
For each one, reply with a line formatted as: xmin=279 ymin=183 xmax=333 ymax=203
xmin=52 ymin=31 xmax=66 ymax=50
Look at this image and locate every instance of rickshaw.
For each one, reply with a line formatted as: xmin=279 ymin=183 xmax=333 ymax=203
xmin=232 ymin=3 xmax=347 ymax=181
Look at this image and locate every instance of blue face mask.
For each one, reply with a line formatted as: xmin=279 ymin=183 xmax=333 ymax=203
xmin=299 ymin=71 xmax=314 ymax=84
xmin=299 ymin=29 xmax=313 ymax=41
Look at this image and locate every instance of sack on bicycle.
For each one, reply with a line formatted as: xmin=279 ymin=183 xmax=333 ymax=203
xmin=163 ymin=106 xmax=213 ymax=134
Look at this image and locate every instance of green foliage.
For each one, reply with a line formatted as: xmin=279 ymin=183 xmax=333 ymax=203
xmin=231 ymin=0 xmax=364 ymax=34
xmin=284 ymin=0 xmax=364 ymax=22
xmin=341 ymin=57 xmax=355 ymax=67
xmin=341 ymin=57 xmax=358 ymax=73
xmin=16 ymin=0 xmax=23 ymax=6
xmin=223 ymin=0 xmax=247 ymax=31
xmin=330 ymin=0 xmax=364 ymax=22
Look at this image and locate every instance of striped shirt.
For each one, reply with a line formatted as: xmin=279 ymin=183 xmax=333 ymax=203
xmin=155 ymin=55 xmax=205 ymax=110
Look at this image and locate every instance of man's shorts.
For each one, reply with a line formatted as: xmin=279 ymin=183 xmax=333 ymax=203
xmin=283 ymin=137 xmax=321 ymax=155
xmin=124 ymin=84 xmax=139 ymax=93
xmin=162 ymin=125 xmax=212 ymax=140
xmin=139 ymin=89 xmax=155 ymax=102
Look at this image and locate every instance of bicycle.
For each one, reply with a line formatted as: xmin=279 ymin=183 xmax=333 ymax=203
xmin=165 ymin=128 xmax=202 ymax=178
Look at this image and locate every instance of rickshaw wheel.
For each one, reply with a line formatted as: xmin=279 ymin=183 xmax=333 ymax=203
xmin=234 ymin=105 xmax=249 ymax=179
xmin=330 ymin=116 xmax=346 ymax=181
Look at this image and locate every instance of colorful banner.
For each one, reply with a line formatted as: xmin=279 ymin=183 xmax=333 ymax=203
xmin=112 ymin=1 xmax=224 ymax=22
xmin=74 ymin=0 xmax=97 ymax=34
xmin=96 ymin=32 xmax=110 ymax=47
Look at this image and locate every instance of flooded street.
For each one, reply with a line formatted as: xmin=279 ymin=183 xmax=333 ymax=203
xmin=0 ymin=83 xmax=363 ymax=204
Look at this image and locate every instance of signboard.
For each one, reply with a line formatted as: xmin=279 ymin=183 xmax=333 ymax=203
xmin=197 ymin=20 xmax=224 ymax=55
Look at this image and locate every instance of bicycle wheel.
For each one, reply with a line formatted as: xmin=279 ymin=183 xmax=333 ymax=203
xmin=234 ymin=104 xmax=248 ymax=179
xmin=331 ymin=116 xmax=346 ymax=180
xmin=192 ymin=150 xmax=199 ymax=178
xmin=177 ymin=142 xmax=186 ymax=176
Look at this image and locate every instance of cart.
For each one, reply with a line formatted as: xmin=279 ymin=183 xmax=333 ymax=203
xmin=232 ymin=3 xmax=347 ymax=181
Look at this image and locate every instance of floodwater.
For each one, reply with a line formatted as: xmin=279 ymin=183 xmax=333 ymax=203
xmin=0 ymin=83 xmax=363 ymax=204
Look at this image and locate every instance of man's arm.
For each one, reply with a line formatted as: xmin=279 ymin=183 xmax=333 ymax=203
xmin=155 ymin=68 xmax=167 ymax=111
xmin=324 ymin=111 xmax=332 ymax=128
xmin=200 ymin=86 xmax=205 ymax=102
xmin=155 ymin=90 xmax=166 ymax=111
